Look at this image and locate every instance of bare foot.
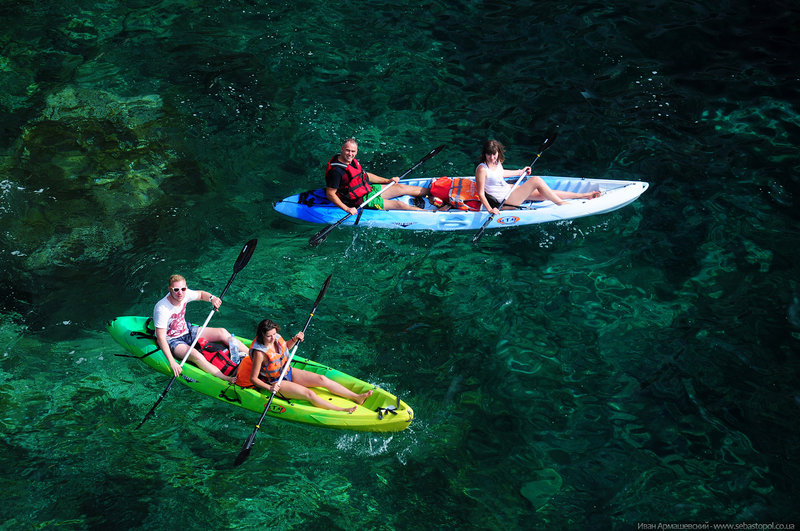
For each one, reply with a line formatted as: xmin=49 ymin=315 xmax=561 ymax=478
xmin=345 ymin=406 xmax=356 ymax=414
xmin=585 ymin=190 xmax=601 ymax=199
xmin=354 ymin=389 xmax=374 ymax=405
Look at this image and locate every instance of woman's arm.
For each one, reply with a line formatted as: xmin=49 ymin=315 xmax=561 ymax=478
xmin=249 ymin=350 xmax=276 ymax=393
xmin=502 ymin=166 xmax=531 ymax=178
xmin=475 ymin=166 xmax=499 ymax=215
xmin=287 ymin=331 xmax=304 ymax=349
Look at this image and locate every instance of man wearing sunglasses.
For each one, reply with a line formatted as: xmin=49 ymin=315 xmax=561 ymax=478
xmin=153 ymin=274 xmax=248 ymax=382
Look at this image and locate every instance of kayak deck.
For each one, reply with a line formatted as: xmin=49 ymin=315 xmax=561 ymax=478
xmin=274 ymin=175 xmax=649 ymax=231
xmin=107 ymin=316 xmax=413 ymax=432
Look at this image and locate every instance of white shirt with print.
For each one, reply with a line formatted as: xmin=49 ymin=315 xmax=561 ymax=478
xmin=153 ymin=288 xmax=201 ymax=338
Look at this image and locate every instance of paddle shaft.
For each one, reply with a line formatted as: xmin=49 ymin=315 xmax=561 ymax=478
xmin=234 ymin=274 xmax=332 ymax=466
xmin=309 ymin=145 xmax=445 ymax=247
xmin=136 ymin=239 xmax=257 ymax=430
xmin=472 ymin=132 xmax=557 ymax=243
xmin=236 ymin=338 xmax=300 ymax=460
xmin=490 ymin=153 xmax=545 ymax=210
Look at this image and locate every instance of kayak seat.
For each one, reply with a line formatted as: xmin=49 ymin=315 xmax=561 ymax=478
xmin=298 ymin=189 xmax=331 ymax=207
xmin=130 ymin=317 xmax=157 ymax=340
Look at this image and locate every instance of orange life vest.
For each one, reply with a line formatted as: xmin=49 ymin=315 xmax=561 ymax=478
xmin=430 ymin=177 xmax=482 ymax=211
xmin=235 ymin=335 xmax=289 ymax=388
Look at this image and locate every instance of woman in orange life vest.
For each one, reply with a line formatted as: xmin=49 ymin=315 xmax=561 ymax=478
xmin=324 ymin=138 xmax=430 ymax=215
xmin=236 ymin=319 xmax=372 ymax=413
xmin=476 ymin=139 xmax=600 ymax=215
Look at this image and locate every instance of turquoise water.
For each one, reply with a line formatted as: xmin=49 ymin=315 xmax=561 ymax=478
xmin=2 ymin=0 xmax=798 ymax=529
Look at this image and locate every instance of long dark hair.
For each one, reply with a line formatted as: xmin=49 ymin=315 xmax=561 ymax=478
xmin=478 ymin=139 xmax=506 ymax=164
xmin=255 ymin=319 xmax=280 ymax=344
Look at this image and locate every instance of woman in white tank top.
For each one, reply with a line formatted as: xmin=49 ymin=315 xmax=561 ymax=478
xmin=475 ymin=140 xmax=599 ymax=214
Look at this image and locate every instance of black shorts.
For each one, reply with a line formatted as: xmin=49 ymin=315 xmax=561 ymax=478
xmin=485 ymin=193 xmax=501 ymax=209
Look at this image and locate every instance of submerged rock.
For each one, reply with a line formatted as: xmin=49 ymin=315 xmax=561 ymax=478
xmin=1 ymin=85 xmax=174 ymax=278
xmin=520 ymin=468 xmax=563 ymax=510
xmin=41 ymin=86 xmax=163 ymax=129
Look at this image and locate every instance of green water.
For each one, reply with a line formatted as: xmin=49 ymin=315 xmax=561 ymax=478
xmin=1 ymin=0 xmax=799 ymax=529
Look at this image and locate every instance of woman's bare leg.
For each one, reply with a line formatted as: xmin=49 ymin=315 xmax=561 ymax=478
xmin=508 ymin=176 xmax=565 ymax=206
xmin=292 ymin=369 xmax=373 ymax=405
xmin=531 ymin=189 xmax=601 ymax=201
xmin=509 ymin=176 xmax=600 ymax=206
xmin=274 ymin=381 xmax=357 ymax=413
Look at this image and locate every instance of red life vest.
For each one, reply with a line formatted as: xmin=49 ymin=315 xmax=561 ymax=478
xmin=327 ymin=156 xmax=372 ymax=206
xmin=196 ymin=337 xmax=238 ymax=376
xmin=430 ymin=177 xmax=482 ymax=211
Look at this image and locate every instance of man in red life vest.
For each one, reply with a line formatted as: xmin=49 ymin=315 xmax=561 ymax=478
xmin=324 ymin=138 xmax=430 ymax=214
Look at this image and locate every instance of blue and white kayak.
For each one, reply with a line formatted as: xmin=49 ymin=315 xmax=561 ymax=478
xmin=274 ymin=176 xmax=649 ymax=232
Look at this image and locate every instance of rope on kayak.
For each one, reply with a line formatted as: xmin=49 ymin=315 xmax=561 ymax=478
xmin=376 ymin=396 xmax=401 ymax=420
xmin=218 ymin=384 xmax=292 ymax=406
xmin=113 ymin=346 xmax=160 ymax=359
xmin=129 ymin=317 xmax=157 ymax=338
xmin=114 ymin=320 xmax=159 ymax=359
xmin=219 ymin=383 xmax=242 ymax=404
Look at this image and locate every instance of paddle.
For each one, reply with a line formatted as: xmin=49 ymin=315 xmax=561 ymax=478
xmin=234 ymin=274 xmax=333 ymax=466
xmin=135 ymin=239 xmax=258 ymax=430
xmin=308 ymin=144 xmax=445 ymax=247
xmin=472 ymin=132 xmax=558 ymax=244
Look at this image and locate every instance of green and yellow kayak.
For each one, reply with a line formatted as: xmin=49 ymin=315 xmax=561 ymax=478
xmin=107 ymin=316 xmax=413 ymax=432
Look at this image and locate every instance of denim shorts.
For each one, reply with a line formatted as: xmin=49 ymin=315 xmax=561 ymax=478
xmin=269 ymin=366 xmax=293 ymax=383
xmin=167 ymin=324 xmax=200 ymax=352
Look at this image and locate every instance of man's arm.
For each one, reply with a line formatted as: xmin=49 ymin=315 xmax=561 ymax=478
xmin=325 ymin=187 xmax=358 ymax=215
xmin=197 ymin=290 xmax=221 ymax=310
xmin=366 ymin=172 xmax=396 ymax=184
xmin=155 ymin=327 xmax=182 ymax=377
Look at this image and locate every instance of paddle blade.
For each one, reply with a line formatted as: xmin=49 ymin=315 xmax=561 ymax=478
xmin=134 ymin=412 xmax=152 ymax=431
xmin=538 ymin=130 xmax=558 ymax=153
xmin=309 ymin=223 xmax=336 ymax=247
xmin=234 ymin=432 xmax=257 ymax=466
xmin=472 ymin=224 xmax=489 ymax=244
xmin=234 ymin=239 xmax=258 ymax=273
xmin=314 ymin=274 xmax=333 ymax=308
xmin=134 ymin=377 xmax=175 ymax=430
xmin=423 ymin=144 xmax=446 ymax=162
